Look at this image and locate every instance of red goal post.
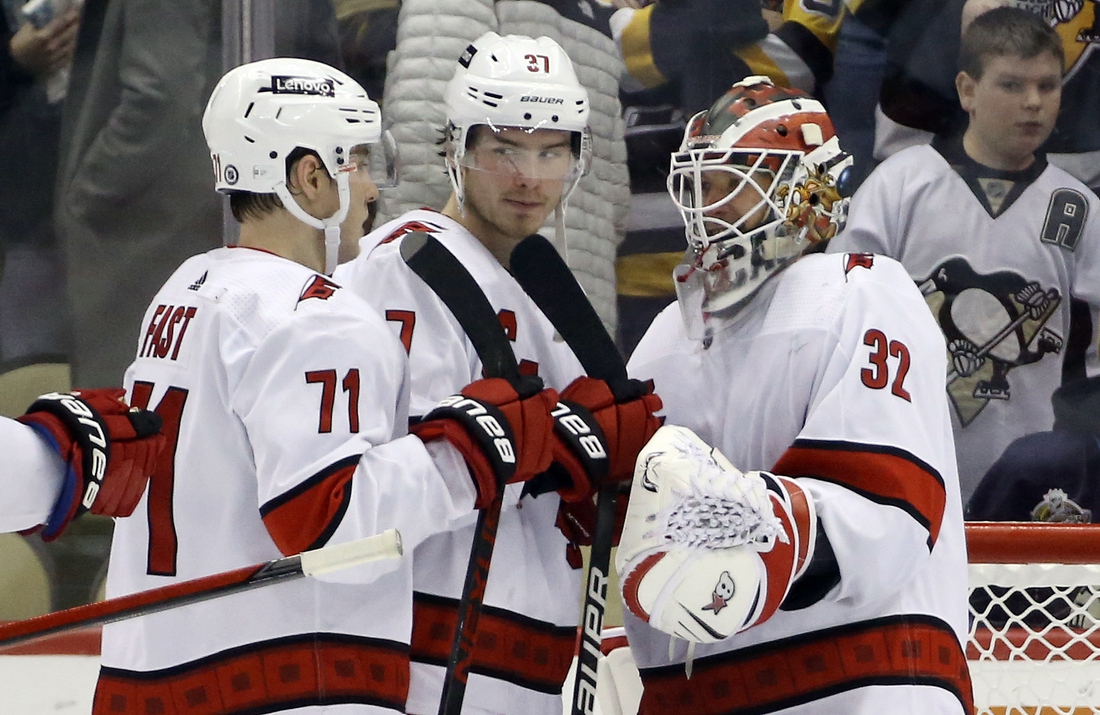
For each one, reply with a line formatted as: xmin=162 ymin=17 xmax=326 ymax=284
xmin=967 ymin=522 xmax=1100 ymax=715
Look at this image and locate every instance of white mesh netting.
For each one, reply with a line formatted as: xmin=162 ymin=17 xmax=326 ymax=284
xmin=968 ymin=523 xmax=1100 ymax=715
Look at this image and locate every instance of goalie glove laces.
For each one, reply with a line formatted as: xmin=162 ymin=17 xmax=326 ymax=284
xmin=651 ymin=437 xmax=785 ymax=551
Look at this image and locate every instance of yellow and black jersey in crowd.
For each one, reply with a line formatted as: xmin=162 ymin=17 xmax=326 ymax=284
xmin=620 ymin=0 xmax=928 ymax=97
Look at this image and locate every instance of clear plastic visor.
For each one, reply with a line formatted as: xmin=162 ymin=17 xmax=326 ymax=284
xmin=347 ymin=130 xmax=399 ymax=188
xmin=460 ymin=125 xmax=581 ymax=181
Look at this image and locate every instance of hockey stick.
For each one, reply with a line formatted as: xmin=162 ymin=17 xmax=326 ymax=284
xmin=399 ymin=231 xmax=526 ymax=715
xmin=509 ymin=234 xmax=628 ymax=715
xmin=0 ymin=528 xmax=402 ymax=650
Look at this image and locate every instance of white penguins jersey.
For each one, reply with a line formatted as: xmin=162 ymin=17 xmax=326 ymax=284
xmin=99 ymin=247 xmax=478 ymax=714
xmin=829 ymin=138 xmax=1100 ymax=501
xmin=0 ymin=416 xmax=64 ymax=533
xmin=625 ymin=252 xmax=972 ymax=714
xmin=334 ymin=209 xmax=586 ymax=715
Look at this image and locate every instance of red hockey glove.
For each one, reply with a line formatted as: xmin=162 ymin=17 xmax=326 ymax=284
xmin=411 ymin=376 xmax=558 ymax=509
xmin=549 ymin=377 xmax=663 ymax=502
xmin=18 ymin=388 xmax=165 ymax=541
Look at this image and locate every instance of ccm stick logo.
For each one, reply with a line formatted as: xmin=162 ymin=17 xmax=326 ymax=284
xmin=436 ymin=395 xmax=516 ymax=464
xmin=41 ymin=393 xmax=108 ymax=507
xmin=551 ymin=402 xmax=607 ymax=461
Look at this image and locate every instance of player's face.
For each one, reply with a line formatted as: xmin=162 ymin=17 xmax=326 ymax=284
xmin=337 ymin=144 xmax=380 ymax=263
xmin=459 ymin=127 xmax=572 ymax=245
xmin=699 ymin=168 xmax=773 ymax=237
xmin=958 ymin=51 xmax=1061 ymax=170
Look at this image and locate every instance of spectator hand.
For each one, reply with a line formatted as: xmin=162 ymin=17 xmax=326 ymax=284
xmin=9 ymin=8 xmax=79 ymax=77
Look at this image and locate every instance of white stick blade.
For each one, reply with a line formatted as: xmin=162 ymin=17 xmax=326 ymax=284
xmin=300 ymin=529 xmax=403 ymax=577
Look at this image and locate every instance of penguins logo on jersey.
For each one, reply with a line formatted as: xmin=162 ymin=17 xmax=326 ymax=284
xmin=1012 ymin=0 xmax=1091 ymax=66
xmin=919 ymin=257 xmax=1063 ymax=425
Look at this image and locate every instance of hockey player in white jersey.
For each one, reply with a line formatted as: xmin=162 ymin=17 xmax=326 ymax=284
xmin=335 ymin=33 xmax=662 ymax=715
xmin=0 ymin=389 xmax=163 ymax=538
xmin=614 ymin=77 xmax=974 ymax=714
xmin=94 ymin=58 xmax=565 ymax=714
xmin=827 ymin=8 xmax=1100 ymax=502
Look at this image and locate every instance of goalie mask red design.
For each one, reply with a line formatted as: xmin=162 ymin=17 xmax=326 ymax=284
xmin=669 ymin=77 xmax=854 ymax=317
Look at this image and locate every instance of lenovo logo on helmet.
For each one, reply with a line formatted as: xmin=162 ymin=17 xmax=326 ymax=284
xmin=269 ymin=75 xmax=335 ymax=97
xmin=520 ymin=96 xmax=564 ymax=105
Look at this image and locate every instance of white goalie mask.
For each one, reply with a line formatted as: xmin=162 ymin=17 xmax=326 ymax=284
xmin=669 ymin=77 xmax=853 ymax=329
xmin=202 ymin=57 xmax=398 ymax=275
xmin=443 ymin=32 xmax=591 ymax=250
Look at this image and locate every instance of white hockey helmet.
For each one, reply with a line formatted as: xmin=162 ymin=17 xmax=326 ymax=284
xmin=444 ymin=32 xmax=591 ymax=247
xmin=669 ymin=76 xmax=853 ymax=322
xmin=203 ymin=57 xmax=394 ymax=274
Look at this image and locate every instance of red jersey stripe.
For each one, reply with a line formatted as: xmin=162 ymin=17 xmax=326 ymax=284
xmin=773 ymin=440 xmax=946 ymax=546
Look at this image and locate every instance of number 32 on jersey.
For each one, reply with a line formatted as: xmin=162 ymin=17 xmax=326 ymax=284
xmin=860 ymin=328 xmax=912 ymax=402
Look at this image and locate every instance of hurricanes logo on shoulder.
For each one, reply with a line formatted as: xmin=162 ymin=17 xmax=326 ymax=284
xmin=299 ymin=275 xmax=340 ymax=303
xmin=702 ymin=571 xmax=735 ymax=614
xmin=380 ymin=221 xmax=444 ymax=245
xmin=844 ymin=253 xmax=874 ymax=275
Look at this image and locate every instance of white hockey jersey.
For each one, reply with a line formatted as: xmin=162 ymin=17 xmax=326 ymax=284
xmin=0 ymin=416 xmax=64 ymax=533
xmin=97 ymin=247 xmax=478 ymax=714
xmin=625 ymin=252 xmax=971 ymax=714
xmin=334 ymin=209 xmax=587 ymax=715
xmin=829 ymin=138 xmax=1100 ymax=501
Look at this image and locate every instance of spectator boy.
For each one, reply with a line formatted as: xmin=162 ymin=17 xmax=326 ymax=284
xmin=828 ymin=7 xmax=1100 ymax=501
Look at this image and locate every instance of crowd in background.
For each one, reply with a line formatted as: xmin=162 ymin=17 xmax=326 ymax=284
xmin=2 ymin=0 xmax=1098 ymax=611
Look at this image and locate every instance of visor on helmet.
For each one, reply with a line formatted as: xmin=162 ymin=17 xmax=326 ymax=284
xmin=365 ymin=130 xmax=400 ymax=189
xmin=458 ymin=124 xmax=584 ymax=182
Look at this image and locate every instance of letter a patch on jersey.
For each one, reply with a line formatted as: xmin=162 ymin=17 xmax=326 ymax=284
xmin=299 ymin=276 xmax=341 ymax=304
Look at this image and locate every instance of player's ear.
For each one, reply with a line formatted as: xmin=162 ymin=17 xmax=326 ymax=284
xmin=288 ymin=153 xmax=329 ymax=199
xmin=956 ymin=71 xmax=978 ymax=112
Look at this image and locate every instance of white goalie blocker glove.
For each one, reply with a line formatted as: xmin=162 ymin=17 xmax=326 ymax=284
xmin=614 ymin=425 xmax=818 ymax=643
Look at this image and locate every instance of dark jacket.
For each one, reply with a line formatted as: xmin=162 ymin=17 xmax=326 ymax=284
xmin=966 ymin=377 xmax=1100 ymax=521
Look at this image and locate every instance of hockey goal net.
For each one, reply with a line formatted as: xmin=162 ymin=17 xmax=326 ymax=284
xmin=968 ymin=522 xmax=1100 ymax=714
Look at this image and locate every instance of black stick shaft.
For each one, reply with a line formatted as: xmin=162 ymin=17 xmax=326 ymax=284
xmin=510 ymin=234 xmax=628 ymax=715
xmin=400 ymin=233 xmax=521 ymax=715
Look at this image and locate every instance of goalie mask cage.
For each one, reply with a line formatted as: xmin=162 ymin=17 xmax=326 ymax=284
xmin=968 ymin=522 xmax=1100 ymax=715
